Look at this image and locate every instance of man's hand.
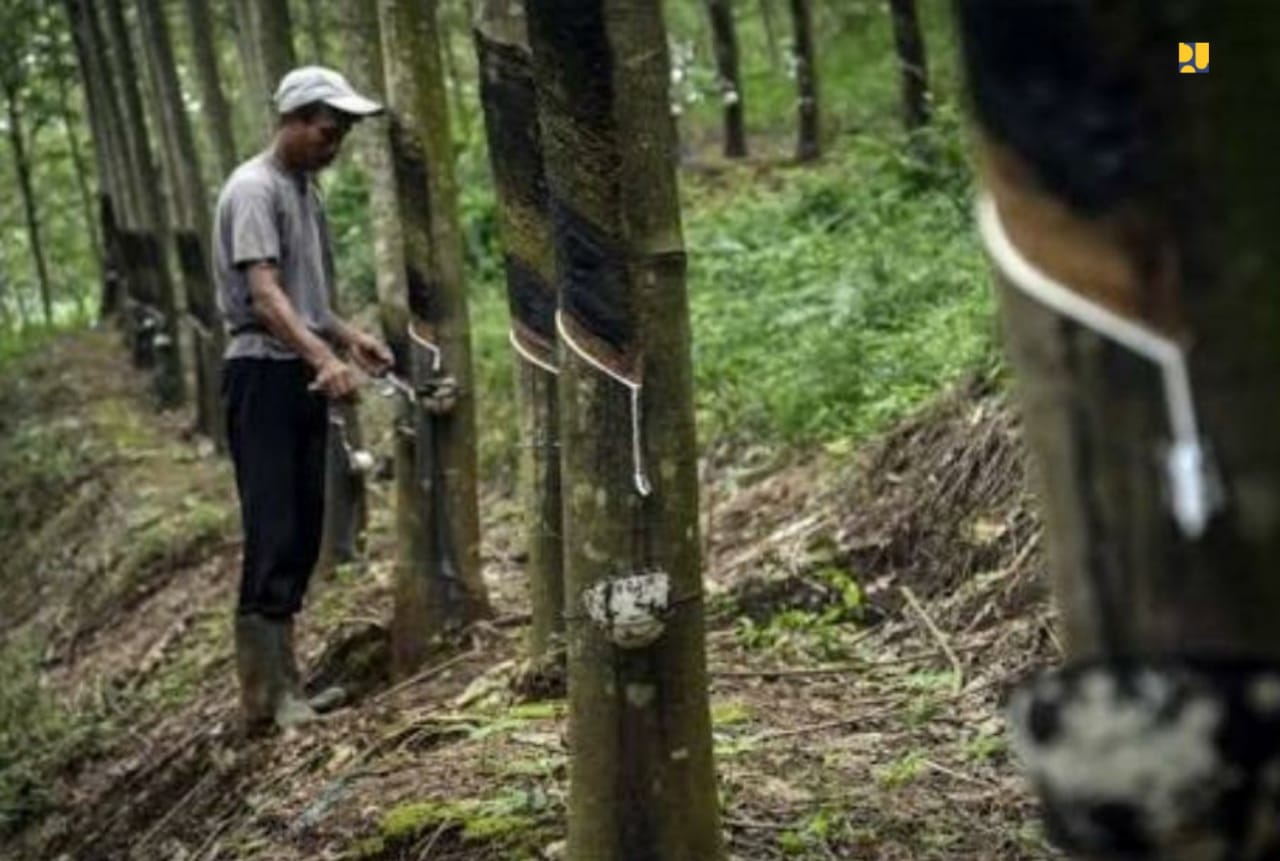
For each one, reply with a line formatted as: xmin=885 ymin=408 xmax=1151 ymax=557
xmin=347 ymin=330 xmax=395 ymax=377
xmin=311 ymin=354 xmax=360 ymax=400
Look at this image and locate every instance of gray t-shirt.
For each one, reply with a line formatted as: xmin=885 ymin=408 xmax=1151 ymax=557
xmin=213 ymin=151 xmax=337 ymax=360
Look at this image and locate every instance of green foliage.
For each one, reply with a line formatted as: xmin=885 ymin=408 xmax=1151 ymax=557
xmin=0 ymin=637 xmax=109 ymax=837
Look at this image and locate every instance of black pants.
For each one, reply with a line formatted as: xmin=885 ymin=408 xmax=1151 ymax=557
xmin=223 ymin=358 xmax=327 ymax=620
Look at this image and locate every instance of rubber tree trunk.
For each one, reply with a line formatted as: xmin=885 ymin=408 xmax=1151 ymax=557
xmin=102 ymin=0 xmax=185 ymax=406
xmin=234 ymin=0 xmax=297 ymax=131
xmin=64 ymin=0 xmax=129 ymax=321
xmin=888 ymin=0 xmax=929 ymax=135
xmin=958 ymin=3 xmax=1280 ymax=857
xmin=55 ymin=71 xmax=104 ymax=275
xmin=379 ymin=0 xmax=492 ymax=676
xmin=758 ymin=0 xmax=780 ymax=71
xmin=302 ymin=0 xmax=326 ymax=63
xmin=473 ymin=0 xmax=566 ymax=680
xmin=3 ymin=88 xmax=55 ymax=328
xmin=340 ymin=0 xmax=409 ymax=575
xmin=183 ymin=0 xmax=240 ymax=179
xmin=526 ymin=3 xmax=724 ymax=858
xmin=316 ymin=210 xmax=369 ymax=572
xmin=787 ymin=0 xmax=819 ymax=161
xmin=706 ymin=0 xmax=747 ymax=158
xmin=137 ymin=0 xmax=227 ymax=448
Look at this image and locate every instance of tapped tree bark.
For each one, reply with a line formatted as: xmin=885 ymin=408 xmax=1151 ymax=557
xmin=706 ymin=0 xmax=747 ymax=158
xmin=787 ymin=0 xmax=819 ymax=161
xmin=958 ymin=3 xmax=1280 ymax=856
xmin=526 ymin=2 xmax=724 ymax=858
xmin=137 ymin=0 xmax=227 ymax=448
xmin=473 ymin=0 xmax=565 ymax=684
xmin=380 ymin=0 xmax=492 ymax=675
xmin=102 ymin=0 xmax=185 ymax=406
xmin=183 ymin=0 xmax=240 ymax=179
xmin=888 ymin=0 xmax=929 ymax=135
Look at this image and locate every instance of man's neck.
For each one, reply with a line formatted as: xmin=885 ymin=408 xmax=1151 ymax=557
xmin=268 ymin=137 xmax=306 ymax=178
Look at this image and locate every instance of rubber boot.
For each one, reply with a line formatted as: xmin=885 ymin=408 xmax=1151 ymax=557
xmin=235 ymin=614 xmax=317 ymax=734
xmin=235 ymin=613 xmax=278 ymax=736
xmin=272 ymin=618 xmax=318 ymax=729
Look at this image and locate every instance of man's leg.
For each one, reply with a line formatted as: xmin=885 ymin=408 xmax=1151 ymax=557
xmin=225 ymin=358 xmax=322 ymax=730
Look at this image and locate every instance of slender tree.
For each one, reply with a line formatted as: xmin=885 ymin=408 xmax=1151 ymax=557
xmin=137 ymin=0 xmax=226 ymax=445
xmin=888 ymin=0 xmax=929 ymax=135
xmin=380 ymin=0 xmax=492 ymax=674
xmin=64 ymin=0 xmax=130 ymax=321
xmin=54 ymin=65 xmax=103 ymax=273
xmin=527 ymin=2 xmax=724 ymax=857
xmin=1 ymin=80 xmax=54 ymax=327
xmin=958 ymin=3 xmax=1280 ymax=858
xmin=338 ymin=0 xmax=409 ymax=576
xmin=473 ymin=0 xmax=565 ymax=687
xmin=758 ymin=0 xmax=780 ymax=71
xmin=787 ymin=0 xmax=819 ymax=161
xmin=301 ymin=0 xmax=327 ymax=63
xmin=233 ymin=0 xmax=297 ymax=130
xmin=706 ymin=0 xmax=747 ymax=158
xmin=100 ymin=0 xmax=185 ymax=405
xmin=182 ymin=0 xmax=240 ymax=179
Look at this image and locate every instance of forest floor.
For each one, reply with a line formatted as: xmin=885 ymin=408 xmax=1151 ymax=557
xmin=0 ymin=329 xmax=1061 ymax=860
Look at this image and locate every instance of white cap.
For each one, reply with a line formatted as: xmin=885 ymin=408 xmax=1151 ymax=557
xmin=273 ymin=66 xmax=383 ymax=117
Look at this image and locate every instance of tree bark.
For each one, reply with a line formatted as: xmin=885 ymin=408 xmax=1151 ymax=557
xmin=101 ymin=0 xmax=185 ymax=406
xmin=888 ymin=0 xmax=929 ymax=135
xmin=4 ymin=88 xmax=54 ymax=327
xmin=958 ymin=3 xmax=1280 ymax=856
xmin=183 ymin=0 xmax=240 ymax=179
xmin=706 ymin=0 xmax=747 ymax=158
xmin=526 ymin=2 xmax=724 ymax=858
xmin=302 ymin=0 xmax=327 ymax=63
xmin=787 ymin=0 xmax=819 ymax=161
xmin=758 ymin=0 xmax=780 ymax=71
xmin=137 ymin=0 xmax=226 ymax=445
xmin=473 ymin=0 xmax=565 ymax=679
xmin=235 ymin=0 xmax=297 ymax=131
xmin=55 ymin=69 xmax=104 ymax=274
xmin=64 ymin=0 xmax=129 ymax=321
xmin=380 ymin=0 xmax=492 ymax=675
xmin=340 ymin=0 xmax=408 ymax=577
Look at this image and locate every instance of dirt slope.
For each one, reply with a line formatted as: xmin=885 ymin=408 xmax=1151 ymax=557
xmin=0 ymin=332 xmax=1058 ymax=860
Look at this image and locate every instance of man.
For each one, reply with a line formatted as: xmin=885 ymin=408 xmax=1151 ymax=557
xmin=213 ymin=66 xmax=393 ymax=733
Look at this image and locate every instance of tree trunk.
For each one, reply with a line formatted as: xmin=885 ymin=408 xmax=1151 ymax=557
xmin=526 ymin=3 xmax=724 ymax=858
xmin=183 ymin=0 xmax=240 ymax=179
xmin=4 ymin=89 xmax=55 ymax=328
xmin=302 ymin=0 xmax=326 ymax=63
xmin=249 ymin=0 xmax=297 ymax=102
xmin=758 ymin=0 xmax=780 ymax=71
xmin=380 ymin=0 xmax=492 ymax=675
xmin=55 ymin=70 xmax=104 ymax=274
xmin=64 ymin=0 xmax=129 ymax=321
xmin=787 ymin=0 xmax=819 ymax=161
xmin=101 ymin=0 xmax=185 ymax=406
xmin=888 ymin=0 xmax=929 ymax=135
xmin=707 ymin=0 xmax=747 ymax=158
xmin=340 ymin=0 xmax=409 ymax=577
xmin=473 ymin=0 xmax=566 ymax=681
xmin=235 ymin=0 xmax=297 ymax=131
xmin=958 ymin=3 xmax=1280 ymax=858
xmin=138 ymin=0 xmax=226 ymax=445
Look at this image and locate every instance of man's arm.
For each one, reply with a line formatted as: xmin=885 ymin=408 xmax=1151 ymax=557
xmin=324 ymin=314 xmax=394 ymax=376
xmin=245 ymin=262 xmax=358 ymax=399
